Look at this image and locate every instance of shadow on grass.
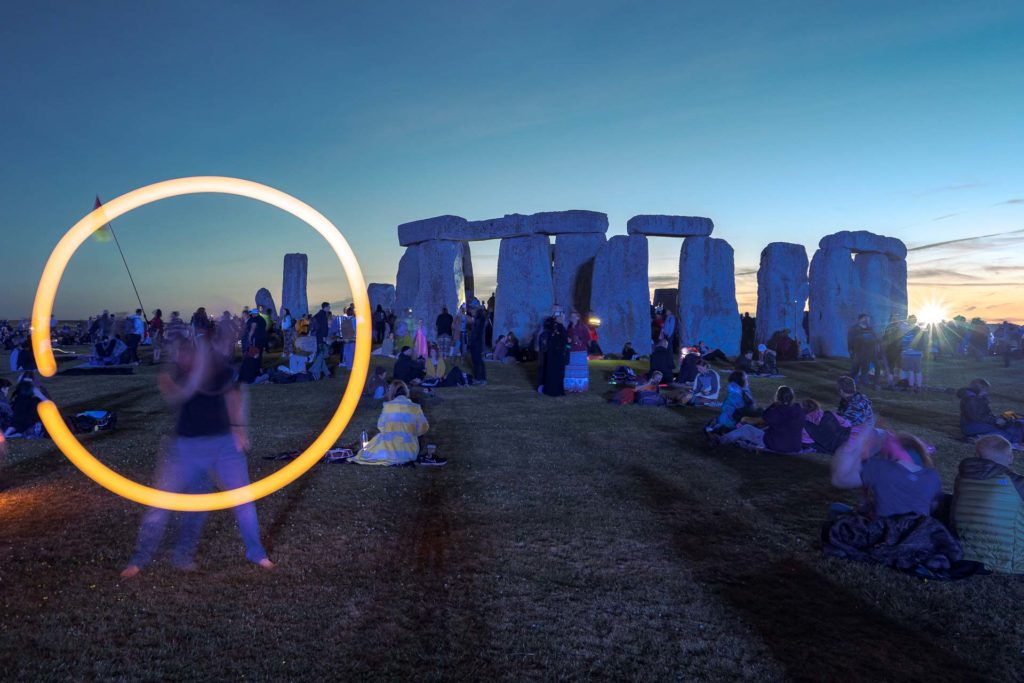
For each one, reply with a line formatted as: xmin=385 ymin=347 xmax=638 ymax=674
xmin=627 ymin=464 xmax=981 ymax=681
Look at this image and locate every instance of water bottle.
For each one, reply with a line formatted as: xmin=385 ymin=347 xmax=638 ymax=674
xmin=360 ymin=430 xmax=369 ymax=449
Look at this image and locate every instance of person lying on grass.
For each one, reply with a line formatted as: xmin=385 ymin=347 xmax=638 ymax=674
xmin=634 ymin=371 xmax=667 ymax=406
xmin=716 ymin=385 xmax=806 ymax=453
xmin=951 ymin=434 xmax=1024 ymax=573
xmin=801 ymin=398 xmax=852 ymax=454
xmin=393 ymin=346 xmax=425 ymax=386
xmin=350 ymin=380 xmax=430 ymax=466
xmin=830 ymin=427 xmax=942 ymax=519
xmin=957 ymin=378 xmax=1024 ymax=444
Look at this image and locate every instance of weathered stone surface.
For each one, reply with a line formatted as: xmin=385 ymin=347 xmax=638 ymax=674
xmin=755 ymin=243 xmax=809 ymax=343
xmin=808 ymin=247 xmax=858 ymax=357
xmin=678 ymin=237 xmax=740 ymax=355
xmin=255 ymin=288 xmax=277 ymax=319
xmin=855 ymin=252 xmax=897 ymax=333
xmin=591 ymin=235 xmax=650 ymax=356
xmin=528 ymin=210 xmax=608 ymax=235
xmin=367 ymin=283 xmax=396 ymax=313
xmin=281 ymin=253 xmax=308 ymax=317
xmin=653 ymin=288 xmax=679 ymax=315
xmin=494 ymin=235 xmax=555 ymax=344
xmin=819 ymin=230 xmax=907 ymax=259
xmin=627 ymin=215 xmax=714 ymax=237
xmin=398 ymin=215 xmax=468 ymax=247
xmin=887 ymin=257 xmax=908 ymax=322
xmin=413 ymin=240 xmax=465 ymax=341
xmin=461 ymin=242 xmax=475 ymax=303
xmin=395 ymin=245 xmax=420 ymax=314
xmin=399 ymin=210 xmax=609 ymax=245
xmin=553 ymin=233 xmax=605 ymax=316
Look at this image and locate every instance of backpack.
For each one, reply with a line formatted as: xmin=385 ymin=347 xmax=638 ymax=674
xmin=73 ymin=410 xmax=117 ymax=433
xmin=610 ymin=366 xmax=637 ymax=385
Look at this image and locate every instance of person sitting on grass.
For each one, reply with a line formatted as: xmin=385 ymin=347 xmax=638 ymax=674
xmin=93 ymin=335 xmax=127 ymax=365
xmin=830 ymin=427 xmax=942 ymax=518
xmin=801 ymin=398 xmax=852 ymax=454
xmin=423 ymin=343 xmax=447 ymax=384
xmin=757 ymin=344 xmax=778 ymax=375
xmin=683 ymin=359 xmax=720 ymax=405
xmin=0 ymin=379 xmax=13 ymax=433
xmin=677 ymin=348 xmax=701 ymax=383
xmin=350 ymin=381 xmax=430 ymax=466
xmin=649 ymin=338 xmax=675 ymax=381
xmin=620 ymin=341 xmax=638 ymax=361
xmin=735 ymin=350 xmax=757 ymax=375
xmin=718 ymin=385 xmax=805 ymax=452
xmin=951 ymin=434 xmax=1024 ymax=573
xmin=4 ymin=374 xmax=48 ymax=438
xmin=957 ymin=378 xmax=1023 ymax=444
xmin=709 ymin=370 xmax=760 ymax=435
xmin=393 ymin=346 xmax=424 ymax=385
xmin=837 ymin=375 xmax=874 ymax=427
xmin=363 ymin=366 xmax=389 ymax=400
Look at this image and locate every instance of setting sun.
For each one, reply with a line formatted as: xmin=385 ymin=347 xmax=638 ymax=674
xmin=917 ymin=301 xmax=949 ymax=325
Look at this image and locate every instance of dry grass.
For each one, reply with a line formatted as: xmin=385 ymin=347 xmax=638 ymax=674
xmin=1 ymin=349 xmax=1022 ymax=681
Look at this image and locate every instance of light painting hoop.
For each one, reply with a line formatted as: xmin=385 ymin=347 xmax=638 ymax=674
xmin=31 ymin=176 xmax=371 ymax=511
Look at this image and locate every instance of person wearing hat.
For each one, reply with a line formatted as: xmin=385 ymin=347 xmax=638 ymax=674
xmin=757 ymin=343 xmax=778 ymax=375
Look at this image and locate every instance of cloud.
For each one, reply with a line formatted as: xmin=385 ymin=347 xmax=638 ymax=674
xmin=907 ymin=228 xmax=1024 ymax=253
xmin=648 ymin=273 xmax=679 ymax=289
xmin=735 ymin=269 xmax=758 ymax=277
xmin=907 ymin=281 xmax=1024 ymax=287
xmin=932 ymin=213 xmax=959 ymax=221
xmin=915 ymin=183 xmax=987 ymax=196
xmin=908 ymin=268 xmax=982 ymax=280
xmin=995 ymin=199 xmax=1024 ymax=205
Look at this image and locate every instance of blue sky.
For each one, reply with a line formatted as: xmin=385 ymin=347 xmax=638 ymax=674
xmin=2 ymin=1 xmax=1022 ymax=320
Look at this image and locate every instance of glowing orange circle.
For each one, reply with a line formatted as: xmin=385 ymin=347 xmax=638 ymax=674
xmin=30 ymin=176 xmax=371 ymax=511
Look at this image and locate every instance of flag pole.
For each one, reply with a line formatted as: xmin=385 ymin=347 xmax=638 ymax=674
xmin=96 ymin=196 xmax=147 ymax=321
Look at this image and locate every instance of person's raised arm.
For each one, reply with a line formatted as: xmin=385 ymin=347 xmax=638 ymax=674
xmin=830 ymin=426 xmax=876 ymax=489
xmin=158 ymin=342 xmax=209 ymax=405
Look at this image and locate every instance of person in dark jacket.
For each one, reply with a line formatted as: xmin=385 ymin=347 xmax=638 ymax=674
xmin=435 ymin=307 xmax=454 ymax=339
xmin=762 ymin=386 xmax=806 ymax=453
xmin=648 ymin=338 xmax=675 ymax=381
xmin=847 ymin=314 xmax=878 ymax=387
xmin=537 ymin=316 xmax=567 ymax=397
xmin=958 ymin=378 xmax=1024 ymax=443
xmin=393 ymin=346 xmax=424 ymax=385
xmin=468 ymin=306 xmax=488 ymax=384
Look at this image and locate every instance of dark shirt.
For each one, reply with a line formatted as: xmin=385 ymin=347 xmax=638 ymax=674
xmin=469 ymin=311 xmax=487 ymax=349
xmin=312 ymin=310 xmax=330 ymax=342
xmin=176 ymin=365 xmax=234 ymax=437
xmin=649 ymin=346 xmax=675 ymax=378
xmin=848 ymin=324 xmax=878 ymax=358
xmin=393 ymin=354 xmax=424 ymax=383
xmin=247 ymin=315 xmax=267 ymax=349
xmin=958 ymin=389 xmax=996 ymax=426
xmin=10 ymin=392 xmax=41 ymax=433
xmin=436 ymin=312 xmax=454 ymax=337
xmin=678 ymin=353 xmax=700 ymax=383
xmin=762 ymin=403 xmax=806 ymax=453
xmin=861 ymin=456 xmax=942 ymax=518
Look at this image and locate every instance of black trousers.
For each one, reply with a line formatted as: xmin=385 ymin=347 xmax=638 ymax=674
xmin=125 ymin=334 xmax=142 ymax=363
xmin=469 ymin=345 xmax=486 ymax=381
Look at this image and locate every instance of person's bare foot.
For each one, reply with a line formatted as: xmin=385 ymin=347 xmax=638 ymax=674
xmin=120 ymin=565 xmax=141 ymax=579
xmin=256 ymin=558 xmax=275 ymax=570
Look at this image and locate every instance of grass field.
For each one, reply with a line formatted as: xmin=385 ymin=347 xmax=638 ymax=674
xmin=1 ymin=348 xmax=1022 ymax=681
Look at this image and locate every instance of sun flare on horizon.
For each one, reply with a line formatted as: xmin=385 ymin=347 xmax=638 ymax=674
xmin=917 ymin=301 xmax=949 ymax=326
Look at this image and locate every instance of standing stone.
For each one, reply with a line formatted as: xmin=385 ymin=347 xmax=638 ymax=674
xmin=281 ymin=253 xmax=308 ymax=317
xmin=553 ymin=233 xmax=605 ymax=316
xmin=413 ymin=240 xmax=465 ymax=342
xmin=678 ymin=237 xmax=740 ymax=356
xmin=255 ymin=288 xmax=278 ymax=319
xmin=887 ymin=257 xmax=908 ymax=323
xmin=461 ymin=242 xmax=475 ymax=304
xmin=590 ymin=235 xmax=650 ymax=356
xmin=755 ymin=243 xmax=809 ymax=344
xmin=367 ymin=283 xmax=396 ymax=313
xmin=494 ymin=235 xmax=555 ymax=344
xmin=854 ymin=252 xmax=893 ymax=334
xmin=808 ymin=247 xmax=857 ymax=357
xmin=626 ymin=215 xmax=714 ymax=237
xmin=395 ymin=245 xmax=420 ymax=314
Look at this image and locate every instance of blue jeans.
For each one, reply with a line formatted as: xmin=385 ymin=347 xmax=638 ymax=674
xmin=128 ymin=434 xmax=267 ymax=568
